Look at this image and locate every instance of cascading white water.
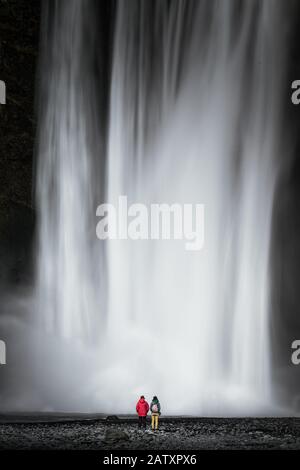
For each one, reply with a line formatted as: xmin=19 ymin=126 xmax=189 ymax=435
xmin=36 ymin=0 xmax=104 ymax=341
xmin=35 ymin=0 xmax=286 ymax=414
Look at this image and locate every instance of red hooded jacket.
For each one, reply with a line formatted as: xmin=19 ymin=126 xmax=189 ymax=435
xmin=136 ymin=397 xmax=149 ymax=417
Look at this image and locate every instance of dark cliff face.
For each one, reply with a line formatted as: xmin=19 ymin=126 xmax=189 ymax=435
xmin=270 ymin=5 xmax=300 ymax=402
xmin=0 ymin=0 xmax=40 ymax=285
xmin=0 ymin=0 xmax=40 ymax=207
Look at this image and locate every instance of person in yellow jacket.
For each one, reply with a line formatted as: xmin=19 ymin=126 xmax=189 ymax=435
xmin=150 ymin=396 xmax=161 ymax=430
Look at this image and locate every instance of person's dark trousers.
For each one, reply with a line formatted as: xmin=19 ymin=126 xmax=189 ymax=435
xmin=138 ymin=416 xmax=147 ymax=429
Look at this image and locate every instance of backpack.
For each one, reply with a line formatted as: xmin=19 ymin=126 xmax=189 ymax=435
xmin=152 ymin=403 xmax=159 ymax=413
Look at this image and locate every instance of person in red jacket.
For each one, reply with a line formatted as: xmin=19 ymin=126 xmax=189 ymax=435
xmin=136 ymin=395 xmax=149 ymax=429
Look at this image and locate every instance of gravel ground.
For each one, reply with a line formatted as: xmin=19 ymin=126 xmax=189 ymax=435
xmin=0 ymin=417 xmax=300 ymax=450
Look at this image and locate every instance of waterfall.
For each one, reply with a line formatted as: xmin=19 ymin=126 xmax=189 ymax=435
xmin=36 ymin=0 xmax=104 ymax=341
xmin=35 ymin=0 xmax=286 ymax=414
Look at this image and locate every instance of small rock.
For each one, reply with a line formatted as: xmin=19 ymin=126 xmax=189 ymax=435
xmin=105 ymin=415 xmax=119 ymax=422
xmin=104 ymin=429 xmax=130 ymax=443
